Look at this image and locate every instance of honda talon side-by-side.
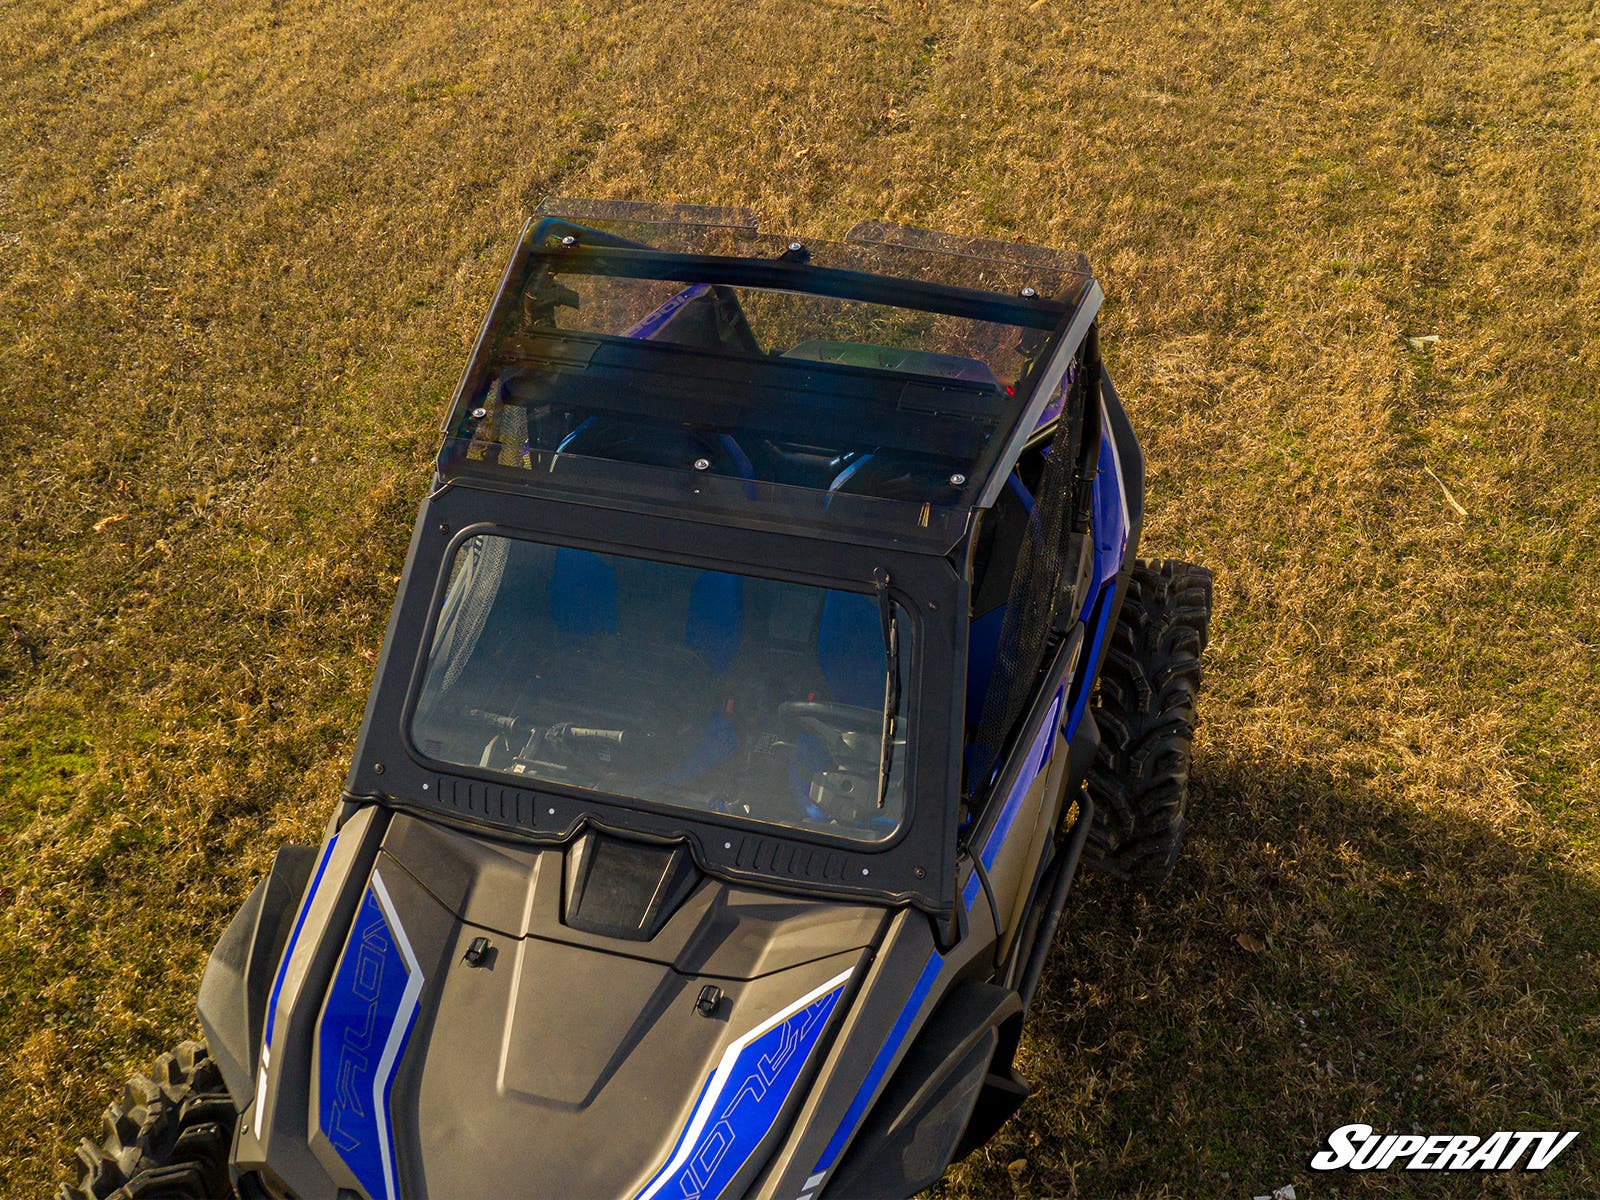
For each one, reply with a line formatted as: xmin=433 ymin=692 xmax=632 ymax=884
xmin=62 ymin=200 xmax=1211 ymax=1200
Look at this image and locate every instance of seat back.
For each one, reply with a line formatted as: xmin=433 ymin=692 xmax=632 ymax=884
xmin=549 ymin=548 xmax=617 ymax=642
xmin=686 ymin=571 xmax=744 ymax=677
xmin=818 ymin=590 xmax=885 ymax=708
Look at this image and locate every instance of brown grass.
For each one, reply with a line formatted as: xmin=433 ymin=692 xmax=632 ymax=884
xmin=2 ymin=0 xmax=1597 ymax=1196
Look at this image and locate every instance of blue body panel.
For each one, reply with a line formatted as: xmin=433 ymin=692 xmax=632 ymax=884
xmin=810 ymin=955 xmax=942 ymax=1175
xmin=810 ymin=410 xmax=1131 ymax=1188
xmin=1082 ymin=420 xmax=1128 ymax=619
xmin=634 ymin=974 xmax=851 ymax=1200
xmin=317 ymin=874 xmax=422 ymax=1200
xmin=1068 ymin=417 xmax=1129 ymax=735
xmin=264 ymin=835 xmax=339 ymax=1053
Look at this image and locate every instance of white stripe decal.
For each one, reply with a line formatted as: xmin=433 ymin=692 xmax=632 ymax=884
xmin=368 ymin=870 xmax=424 ymax=1200
xmin=251 ymin=1064 xmax=269 ymax=1140
xmin=1100 ymin=395 xmax=1130 ymax=554
xmin=634 ymin=969 xmax=854 ymax=1200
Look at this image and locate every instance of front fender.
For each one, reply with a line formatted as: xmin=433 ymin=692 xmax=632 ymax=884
xmin=196 ymin=845 xmax=316 ymax=1108
xmin=824 ymin=980 xmax=1024 ymax=1199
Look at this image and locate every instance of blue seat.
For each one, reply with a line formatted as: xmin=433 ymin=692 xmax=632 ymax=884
xmin=965 ymin=604 xmax=1007 ymax=729
xmin=790 ymin=590 xmax=886 ymax=816
xmin=548 ymin=548 xmax=617 ymax=642
xmin=661 ymin=570 xmax=745 ymax=787
xmin=965 ymin=470 xmax=1035 ymax=725
xmin=686 ymin=571 xmax=744 ymax=677
xmin=818 ymin=590 xmax=885 ymax=707
xmin=543 ymin=551 xmax=744 ymax=789
xmin=962 ymin=471 xmax=1034 ymax=786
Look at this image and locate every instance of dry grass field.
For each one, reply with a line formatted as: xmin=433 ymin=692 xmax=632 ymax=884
xmin=2 ymin=0 xmax=1598 ymax=1196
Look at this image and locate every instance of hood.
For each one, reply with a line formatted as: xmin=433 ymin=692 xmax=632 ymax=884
xmin=307 ymin=814 xmax=884 ymax=1200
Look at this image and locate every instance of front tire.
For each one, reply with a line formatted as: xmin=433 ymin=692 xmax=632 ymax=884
xmin=59 ymin=1040 xmax=238 ymax=1200
xmin=1085 ymin=558 xmax=1213 ymax=886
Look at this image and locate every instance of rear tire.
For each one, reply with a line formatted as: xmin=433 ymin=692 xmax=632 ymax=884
xmin=58 ymin=1040 xmax=238 ymax=1200
xmin=1085 ymin=558 xmax=1212 ymax=886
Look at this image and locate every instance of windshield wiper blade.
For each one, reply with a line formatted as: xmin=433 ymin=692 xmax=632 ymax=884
xmin=874 ymin=568 xmax=901 ymax=809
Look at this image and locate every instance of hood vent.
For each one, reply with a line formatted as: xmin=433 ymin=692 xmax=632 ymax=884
xmin=562 ymin=830 xmax=701 ymax=942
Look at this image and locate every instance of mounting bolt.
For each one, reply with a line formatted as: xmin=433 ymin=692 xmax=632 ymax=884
xmin=561 ymin=235 xmax=577 ymax=246
xmin=1021 ymin=286 xmax=1038 ymax=298
xmin=949 ymin=473 xmax=966 ymax=486
xmin=788 ymin=241 xmax=803 ymax=252
xmin=436 ymin=523 xmax=448 ymax=534
xmin=372 ymin=762 xmax=385 ymax=775
xmin=693 ymin=457 xmax=711 ymax=471
xmin=914 ymin=866 xmax=926 ymax=879
xmin=471 ymin=406 xmax=487 ymax=419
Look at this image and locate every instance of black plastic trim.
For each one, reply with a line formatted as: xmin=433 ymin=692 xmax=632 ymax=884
xmin=825 ymin=980 xmax=1023 ymax=1199
xmin=533 ymin=244 xmax=1071 ymax=328
xmin=345 ymin=485 xmax=965 ymax=915
xmin=196 ymin=845 xmax=316 ymax=1108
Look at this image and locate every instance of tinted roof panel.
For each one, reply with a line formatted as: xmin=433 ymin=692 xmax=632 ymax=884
xmin=439 ymin=200 xmax=1100 ymax=526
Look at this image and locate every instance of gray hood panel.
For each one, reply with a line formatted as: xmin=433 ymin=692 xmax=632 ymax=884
xmin=381 ymin=813 xmax=883 ymax=979
xmin=498 ymin=937 xmax=678 ymax=1108
xmin=361 ymin=815 xmax=884 ymax=1199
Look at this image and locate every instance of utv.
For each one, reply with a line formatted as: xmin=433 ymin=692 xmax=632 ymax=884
xmin=63 ymin=200 xmax=1211 ymax=1200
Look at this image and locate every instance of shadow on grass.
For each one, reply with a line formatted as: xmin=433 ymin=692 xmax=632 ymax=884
xmin=937 ymin=748 xmax=1600 ymax=1199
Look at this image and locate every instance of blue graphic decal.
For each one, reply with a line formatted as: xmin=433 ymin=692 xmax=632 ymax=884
xmin=1080 ymin=415 xmax=1129 ymax=623
xmin=963 ymin=867 xmax=983 ymax=912
xmin=265 ymin=835 xmax=339 ymax=1052
xmin=812 ymin=953 xmax=943 ymax=1174
xmin=317 ymin=872 xmax=423 ymax=1200
xmin=635 ymin=972 xmax=851 ymax=1200
xmin=979 ymin=692 xmax=1063 ymax=871
xmin=625 ymin=283 xmax=712 ymax=340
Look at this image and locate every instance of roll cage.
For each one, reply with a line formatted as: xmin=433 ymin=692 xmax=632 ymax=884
xmin=343 ymin=201 xmax=1108 ymax=926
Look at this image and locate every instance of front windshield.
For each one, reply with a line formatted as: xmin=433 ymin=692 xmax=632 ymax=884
xmin=411 ymin=535 xmax=910 ymax=843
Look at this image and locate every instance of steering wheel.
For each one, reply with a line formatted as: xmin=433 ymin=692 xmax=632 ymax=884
xmin=779 ymin=700 xmax=883 ymax=764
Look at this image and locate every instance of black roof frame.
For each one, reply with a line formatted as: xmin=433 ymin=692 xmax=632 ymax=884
xmin=536 ymin=243 xmax=1072 ymax=328
xmin=362 ymin=211 xmax=1108 ymax=920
